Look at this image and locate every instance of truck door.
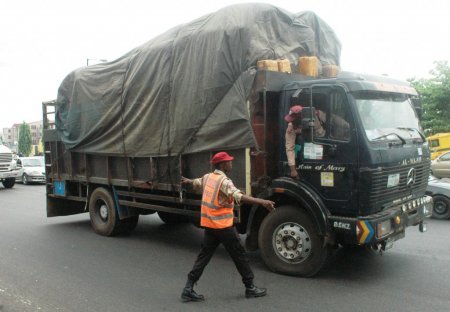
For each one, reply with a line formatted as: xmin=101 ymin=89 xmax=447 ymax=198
xmin=299 ymin=86 xmax=358 ymax=215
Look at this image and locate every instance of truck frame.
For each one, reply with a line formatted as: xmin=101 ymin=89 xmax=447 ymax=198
xmin=43 ymin=70 xmax=433 ymax=276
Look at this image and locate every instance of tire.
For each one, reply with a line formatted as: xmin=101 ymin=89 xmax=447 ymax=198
xmin=157 ymin=211 xmax=188 ymax=224
xmin=89 ymin=187 xmax=121 ymax=236
xmin=431 ymin=195 xmax=450 ymax=219
xmin=22 ymin=173 xmax=29 ymax=185
xmin=258 ymin=205 xmax=328 ymax=277
xmin=2 ymin=178 xmax=15 ymax=189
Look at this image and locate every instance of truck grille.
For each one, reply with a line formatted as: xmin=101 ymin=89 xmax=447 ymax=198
xmin=0 ymin=153 xmax=12 ymax=172
xmin=359 ymin=161 xmax=430 ymax=215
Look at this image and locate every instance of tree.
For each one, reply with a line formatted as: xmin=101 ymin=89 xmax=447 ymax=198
xmin=18 ymin=122 xmax=32 ymax=156
xmin=409 ymin=61 xmax=450 ymax=135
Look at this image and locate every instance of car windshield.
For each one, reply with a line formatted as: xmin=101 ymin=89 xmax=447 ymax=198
xmin=22 ymin=158 xmax=44 ymax=167
xmin=352 ymin=91 xmax=424 ymax=142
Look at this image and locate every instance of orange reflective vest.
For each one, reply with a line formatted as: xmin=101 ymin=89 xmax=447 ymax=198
xmin=200 ymin=173 xmax=234 ymax=229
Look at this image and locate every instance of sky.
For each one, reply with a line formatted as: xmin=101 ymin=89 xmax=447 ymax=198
xmin=1 ymin=0 xmax=449 ymax=131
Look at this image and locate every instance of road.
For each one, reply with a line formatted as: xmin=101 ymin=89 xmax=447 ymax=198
xmin=1 ymin=184 xmax=449 ymax=312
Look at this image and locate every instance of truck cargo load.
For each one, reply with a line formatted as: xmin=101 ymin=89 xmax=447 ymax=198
xmin=55 ymin=3 xmax=341 ymax=157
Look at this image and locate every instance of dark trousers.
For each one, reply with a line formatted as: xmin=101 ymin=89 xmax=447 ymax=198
xmin=188 ymin=226 xmax=254 ymax=287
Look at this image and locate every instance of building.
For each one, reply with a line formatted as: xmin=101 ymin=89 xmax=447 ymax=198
xmin=2 ymin=121 xmax=43 ymax=152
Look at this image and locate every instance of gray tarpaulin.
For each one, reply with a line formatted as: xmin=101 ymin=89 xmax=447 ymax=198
xmin=55 ymin=3 xmax=341 ymax=157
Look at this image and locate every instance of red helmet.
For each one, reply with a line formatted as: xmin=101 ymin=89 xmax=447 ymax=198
xmin=210 ymin=152 xmax=234 ymax=164
xmin=284 ymin=105 xmax=303 ymax=122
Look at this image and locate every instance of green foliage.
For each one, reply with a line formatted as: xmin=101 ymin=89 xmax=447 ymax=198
xmin=18 ymin=122 xmax=32 ymax=156
xmin=409 ymin=61 xmax=450 ymax=134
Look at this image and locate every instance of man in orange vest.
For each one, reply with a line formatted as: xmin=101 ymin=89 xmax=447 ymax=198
xmin=180 ymin=151 xmax=275 ymax=302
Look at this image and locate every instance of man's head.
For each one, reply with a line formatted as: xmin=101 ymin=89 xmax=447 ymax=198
xmin=284 ymin=105 xmax=303 ymax=123
xmin=211 ymin=152 xmax=234 ymax=172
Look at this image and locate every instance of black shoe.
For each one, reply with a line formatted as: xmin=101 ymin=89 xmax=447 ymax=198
xmin=245 ymin=285 xmax=267 ymax=298
xmin=181 ymin=287 xmax=205 ymax=302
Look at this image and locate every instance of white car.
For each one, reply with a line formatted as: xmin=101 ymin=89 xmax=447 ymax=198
xmin=426 ymin=176 xmax=450 ymax=219
xmin=431 ymin=151 xmax=450 ymax=179
xmin=17 ymin=156 xmax=45 ymax=184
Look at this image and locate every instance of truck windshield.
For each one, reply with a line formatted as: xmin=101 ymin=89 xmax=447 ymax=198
xmin=352 ymin=91 xmax=423 ymax=142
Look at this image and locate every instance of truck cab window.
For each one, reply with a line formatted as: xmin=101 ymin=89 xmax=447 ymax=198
xmin=329 ymin=91 xmax=351 ymax=140
xmin=311 ymin=89 xmax=350 ymax=141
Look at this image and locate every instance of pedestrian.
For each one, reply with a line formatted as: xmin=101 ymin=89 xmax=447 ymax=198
xmin=180 ymin=151 xmax=275 ymax=302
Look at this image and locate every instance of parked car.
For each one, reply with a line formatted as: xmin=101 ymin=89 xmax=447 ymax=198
xmin=431 ymin=151 xmax=450 ymax=178
xmin=16 ymin=156 xmax=45 ymax=184
xmin=426 ymin=176 xmax=450 ymax=219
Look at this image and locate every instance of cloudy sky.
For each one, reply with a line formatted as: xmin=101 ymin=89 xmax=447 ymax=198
xmin=1 ymin=0 xmax=449 ymax=131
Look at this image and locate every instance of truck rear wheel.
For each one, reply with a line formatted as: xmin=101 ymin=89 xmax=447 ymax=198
xmin=2 ymin=178 xmax=15 ymax=189
xmin=258 ymin=205 xmax=328 ymax=277
xmin=89 ymin=187 xmax=121 ymax=236
xmin=431 ymin=195 xmax=450 ymax=219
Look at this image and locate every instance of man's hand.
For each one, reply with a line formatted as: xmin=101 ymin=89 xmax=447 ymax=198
xmin=289 ymin=165 xmax=299 ymax=180
xmin=260 ymin=199 xmax=276 ymax=212
xmin=181 ymin=176 xmax=193 ymax=185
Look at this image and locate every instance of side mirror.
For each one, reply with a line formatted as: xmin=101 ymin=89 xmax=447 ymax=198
xmin=16 ymin=159 xmax=22 ymax=168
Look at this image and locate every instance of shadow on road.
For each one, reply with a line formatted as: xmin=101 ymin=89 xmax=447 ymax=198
xmin=42 ymin=215 xmax=417 ymax=282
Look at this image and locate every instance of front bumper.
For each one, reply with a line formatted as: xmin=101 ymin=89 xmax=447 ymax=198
xmin=0 ymin=169 xmax=20 ymax=179
xmin=330 ymin=195 xmax=433 ymax=245
xmin=27 ymin=175 xmax=46 ymax=183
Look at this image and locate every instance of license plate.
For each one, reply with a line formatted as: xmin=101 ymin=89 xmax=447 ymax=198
xmin=53 ymin=180 xmax=66 ymax=196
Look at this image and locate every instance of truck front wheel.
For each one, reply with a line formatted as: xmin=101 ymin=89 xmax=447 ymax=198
xmin=258 ymin=205 xmax=328 ymax=277
xmin=89 ymin=187 xmax=121 ymax=236
xmin=2 ymin=178 xmax=15 ymax=189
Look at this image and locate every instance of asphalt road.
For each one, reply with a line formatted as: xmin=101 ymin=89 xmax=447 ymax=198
xmin=1 ymin=184 xmax=449 ymax=312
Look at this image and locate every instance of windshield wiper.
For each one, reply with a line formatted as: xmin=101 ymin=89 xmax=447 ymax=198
xmin=372 ymin=133 xmax=406 ymax=145
xmin=395 ymin=127 xmax=426 ymax=142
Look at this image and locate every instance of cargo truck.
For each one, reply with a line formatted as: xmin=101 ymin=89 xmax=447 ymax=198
xmin=43 ymin=4 xmax=432 ymax=276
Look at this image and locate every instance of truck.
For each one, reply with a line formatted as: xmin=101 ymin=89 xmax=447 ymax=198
xmin=427 ymin=132 xmax=450 ymax=160
xmin=0 ymin=142 xmax=20 ymax=189
xmin=43 ymin=4 xmax=432 ymax=276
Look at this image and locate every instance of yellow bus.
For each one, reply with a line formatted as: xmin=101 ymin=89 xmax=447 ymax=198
xmin=427 ymin=133 xmax=450 ymax=160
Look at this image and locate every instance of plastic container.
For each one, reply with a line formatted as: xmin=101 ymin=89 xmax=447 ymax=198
xmin=277 ymin=59 xmax=291 ymax=73
xmin=257 ymin=60 xmax=279 ymax=72
xmin=298 ymin=56 xmax=319 ymax=77
xmin=323 ymin=64 xmax=340 ymax=78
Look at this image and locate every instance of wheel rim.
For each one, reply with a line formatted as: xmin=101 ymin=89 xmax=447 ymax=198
xmin=272 ymin=222 xmax=312 ymax=264
xmin=97 ymin=202 xmax=109 ymax=222
xmin=22 ymin=174 xmax=27 ymax=183
xmin=434 ymin=201 xmax=448 ymax=215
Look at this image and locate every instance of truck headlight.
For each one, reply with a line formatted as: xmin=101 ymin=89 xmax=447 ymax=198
xmin=377 ymin=219 xmax=393 ymax=238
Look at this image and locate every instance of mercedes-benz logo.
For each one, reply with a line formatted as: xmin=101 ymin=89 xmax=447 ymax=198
xmin=406 ymin=168 xmax=416 ymax=187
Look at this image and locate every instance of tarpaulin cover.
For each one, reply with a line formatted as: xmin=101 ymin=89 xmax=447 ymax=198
xmin=55 ymin=3 xmax=341 ymax=157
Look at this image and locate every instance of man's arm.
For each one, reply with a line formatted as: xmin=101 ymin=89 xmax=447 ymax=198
xmin=181 ymin=176 xmax=203 ymax=193
xmin=241 ymin=195 xmax=275 ymax=211
xmin=285 ymin=123 xmax=299 ymax=179
xmin=223 ymin=179 xmax=275 ymax=211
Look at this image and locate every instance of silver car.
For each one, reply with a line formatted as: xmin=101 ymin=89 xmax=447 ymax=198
xmin=431 ymin=151 xmax=450 ymax=178
xmin=426 ymin=176 xmax=450 ymax=219
xmin=17 ymin=156 xmax=45 ymax=184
